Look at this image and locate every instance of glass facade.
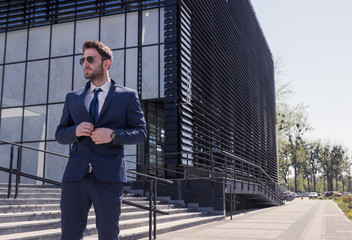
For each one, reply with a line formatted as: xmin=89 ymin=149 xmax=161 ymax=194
xmin=0 ymin=3 xmax=165 ymax=183
xmin=0 ymin=1 xmax=279 ymax=198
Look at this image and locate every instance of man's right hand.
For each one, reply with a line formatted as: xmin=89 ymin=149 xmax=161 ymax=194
xmin=75 ymin=122 xmax=94 ymax=137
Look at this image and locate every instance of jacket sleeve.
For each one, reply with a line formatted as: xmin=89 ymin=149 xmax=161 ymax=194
xmin=112 ymin=90 xmax=147 ymax=145
xmin=55 ymin=94 xmax=79 ymax=145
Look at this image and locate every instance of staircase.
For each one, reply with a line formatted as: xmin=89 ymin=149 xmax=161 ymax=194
xmin=0 ymin=184 xmax=224 ymax=239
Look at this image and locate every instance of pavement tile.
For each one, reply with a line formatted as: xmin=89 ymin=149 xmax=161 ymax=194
xmin=150 ymin=198 xmax=352 ymax=240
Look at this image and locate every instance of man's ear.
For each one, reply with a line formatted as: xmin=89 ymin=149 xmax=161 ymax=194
xmin=104 ymin=59 xmax=111 ymax=69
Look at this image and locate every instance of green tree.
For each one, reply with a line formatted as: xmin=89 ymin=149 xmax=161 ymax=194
xmin=274 ymin=56 xmax=310 ymax=191
xmin=278 ymin=105 xmax=310 ymax=192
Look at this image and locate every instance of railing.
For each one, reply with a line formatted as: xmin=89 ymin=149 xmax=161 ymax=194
xmin=127 ymin=150 xmax=284 ymax=209
xmin=0 ymin=139 xmax=284 ymax=238
xmin=0 ymin=139 xmax=172 ymax=240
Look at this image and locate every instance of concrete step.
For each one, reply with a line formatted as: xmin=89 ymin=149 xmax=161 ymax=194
xmin=0 ymin=198 xmax=164 ymax=207
xmin=0 ymin=184 xmax=225 ymax=239
xmin=0 ymin=193 xmax=61 ymax=199
xmin=0 ymin=206 xmax=191 ymax=223
xmin=0 ymin=199 xmax=60 ymax=205
xmin=0 ymin=213 xmax=224 ymax=240
xmin=0 ymin=201 xmax=179 ymax=215
xmin=0 ymin=199 xmax=204 ymax=233
xmin=0 ymin=204 xmax=60 ymax=213
xmin=0 ymin=207 xmax=201 ymax=234
xmin=119 ymin=215 xmax=225 ymax=240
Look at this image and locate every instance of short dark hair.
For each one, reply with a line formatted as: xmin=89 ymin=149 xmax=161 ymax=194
xmin=82 ymin=40 xmax=113 ymax=63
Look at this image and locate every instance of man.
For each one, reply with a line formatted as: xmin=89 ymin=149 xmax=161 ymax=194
xmin=56 ymin=40 xmax=146 ymax=240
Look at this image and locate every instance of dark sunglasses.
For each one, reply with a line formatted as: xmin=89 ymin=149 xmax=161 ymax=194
xmin=79 ymin=56 xmax=96 ymax=66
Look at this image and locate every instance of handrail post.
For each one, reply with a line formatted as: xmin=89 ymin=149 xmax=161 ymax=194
xmin=233 ymin=157 xmax=236 ymax=190
xmin=230 ymin=186 xmax=233 ymax=220
xmin=185 ymin=153 xmax=189 ymax=208
xmin=241 ymin=161 xmax=243 ymax=191
xmin=224 ymin=156 xmax=227 ymax=187
xmin=211 ymin=152 xmax=214 ymax=209
xmin=149 ymin=179 xmax=152 ymax=240
xmin=153 ymin=180 xmax=157 ymax=239
xmin=15 ymin=146 xmax=22 ymax=199
xmin=247 ymin=163 xmax=250 ymax=191
xmin=210 ymin=152 xmax=214 ymax=179
xmin=7 ymin=145 xmax=14 ymax=198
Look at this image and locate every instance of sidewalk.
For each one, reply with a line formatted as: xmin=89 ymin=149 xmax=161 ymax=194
xmin=145 ymin=198 xmax=352 ymax=240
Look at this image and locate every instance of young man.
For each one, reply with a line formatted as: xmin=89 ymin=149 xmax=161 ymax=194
xmin=56 ymin=40 xmax=146 ymax=239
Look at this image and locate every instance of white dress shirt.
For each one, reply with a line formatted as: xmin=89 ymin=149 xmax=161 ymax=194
xmin=84 ymin=81 xmax=111 ymax=116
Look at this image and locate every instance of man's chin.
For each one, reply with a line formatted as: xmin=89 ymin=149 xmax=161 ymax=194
xmin=84 ymin=73 xmax=91 ymax=79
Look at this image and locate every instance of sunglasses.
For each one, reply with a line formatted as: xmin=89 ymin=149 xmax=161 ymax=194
xmin=79 ymin=56 xmax=97 ymax=66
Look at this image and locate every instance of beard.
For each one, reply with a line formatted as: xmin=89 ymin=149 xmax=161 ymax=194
xmin=84 ymin=63 xmax=104 ymax=81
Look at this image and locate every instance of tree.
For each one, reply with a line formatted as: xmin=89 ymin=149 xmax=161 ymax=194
xmin=274 ymin=55 xmax=311 ymax=192
xmin=330 ymin=145 xmax=348 ymax=191
xmin=278 ymin=104 xmax=310 ymax=192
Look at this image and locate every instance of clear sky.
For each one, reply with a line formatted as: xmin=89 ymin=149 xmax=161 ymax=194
xmin=250 ymin=0 xmax=352 ymax=150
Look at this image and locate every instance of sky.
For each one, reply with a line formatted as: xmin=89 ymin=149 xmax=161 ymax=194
xmin=250 ymin=0 xmax=352 ymax=150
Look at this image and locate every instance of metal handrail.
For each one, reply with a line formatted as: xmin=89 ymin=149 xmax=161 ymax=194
xmin=0 ymin=139 xmax=171 ymax=240
xmin=0 ymin=139 xmax=68 ymax=158
xmin=0 ymin=139 xmax=283 ymax=223
xmin=0 ymin=140 xmax=173 ymax=185
xmin=125 ymin=151 xmax=283 ymax=204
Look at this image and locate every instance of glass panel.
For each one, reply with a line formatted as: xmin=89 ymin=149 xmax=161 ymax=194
xmin=21 ymin=142 xmax=45 ymax=184
xmin=23 ymin=106 xmax=46 ymax=142
xmin=125 ymin=48 xmax=138 ymax=90
xmin=0 ymin=108 xmax=23 ymax=142
xmin=25 ymin=60 xmax=49 ymax=105
xmin=47 ymin=103 xmax=64 ymax=140
xmin=75 ymin=18 xmax=100 ymax=54
xmin=28 ymin=26 xmax=50 ymax=60
xmin=160 ymin=8 xmax=165 ymax=43
xmin=142 ymin=9 xmax=159 ymax=45
xmin=142 ymin=46 xmax=158 ymax=99
xmin=101 ymin=14 xmax=125 ymax=49
xmin=0 ymin=66 xmax=2 ymax=100
xmin=73 ymin=55 xmax=87 ymax=90
xmin=0 ymin=32 xmax=5 ymax=64
xmin=148 ymin=103 xmax=156 ymax=176
xmin=49 ymin=57 xmax=73 ymax=103
xmin=0 ymin=144 xmax=18 ymax=182
xmin=109 ymin=50 xmax=124 ymax=86
xmin=157 ymin=104 xmax=165 ymax=142
xmin=126 ymin=12 xmax=138 ymax=47
xmin=125 ymin=144 xmax=137 ymax=172
xmin=3 ymin=63 xmax=25 ymax=107
xmin=51 ymin=22 xmax=74 ymax=57
xmin=159 ymin=44 xmax=164 ymax=98
xmin=5 ymin=29 xmax=27 ymax=63
xmin=45 ymin=141 xmax=69 ymax=182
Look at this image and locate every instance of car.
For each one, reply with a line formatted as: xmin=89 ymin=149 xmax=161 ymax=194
xmin=309 ymin=192 xmax=318 ymax=199
xmin=301 ymin=192 xmax=309 ymax=198
xmin=324 ymin=192 xmax=333 ymax=197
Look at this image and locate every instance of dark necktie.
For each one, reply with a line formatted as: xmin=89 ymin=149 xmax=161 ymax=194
xmin=89 ymin=88 xmax=102 ymax=122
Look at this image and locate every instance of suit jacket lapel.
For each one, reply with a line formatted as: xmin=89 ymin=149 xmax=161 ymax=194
xmin=96 ymin=80 xmax=116 ymax=123
xmin=78 ymin=81 xmax=93 ymax=122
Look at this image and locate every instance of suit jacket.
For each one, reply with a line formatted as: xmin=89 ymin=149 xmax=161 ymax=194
xmin=55 ymin=80 xmax=147 ymax=182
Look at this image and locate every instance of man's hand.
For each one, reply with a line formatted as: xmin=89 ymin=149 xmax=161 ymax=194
xmin=91 ymin=128 xmax=114 ymax=144
xmin=76 ymin=122 xmax=94 ymax=137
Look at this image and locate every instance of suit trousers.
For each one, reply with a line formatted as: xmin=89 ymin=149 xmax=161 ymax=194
xmin=60 ymin=173 xmax=124 ymax=240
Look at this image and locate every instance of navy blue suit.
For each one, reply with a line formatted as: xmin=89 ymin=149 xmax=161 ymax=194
xmin=56 ymin=80 xmax=146 ymax=239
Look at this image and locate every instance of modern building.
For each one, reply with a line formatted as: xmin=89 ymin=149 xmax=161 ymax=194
xmin=0 ymin=0 xmax=279 ymax=208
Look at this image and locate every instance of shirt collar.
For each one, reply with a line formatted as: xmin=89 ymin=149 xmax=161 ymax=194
xmin=90 ymin=80 xmax=111 ymax=93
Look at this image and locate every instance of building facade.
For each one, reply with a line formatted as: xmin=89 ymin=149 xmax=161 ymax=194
xmin=0 ymin=0 xmax=278 ymax=191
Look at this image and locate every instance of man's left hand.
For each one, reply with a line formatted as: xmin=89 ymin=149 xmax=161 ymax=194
xmin=91 ymin=128 xmax=114 ymax=144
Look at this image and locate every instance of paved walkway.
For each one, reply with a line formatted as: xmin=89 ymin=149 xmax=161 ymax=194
xmin=147 ymin=198 xmax=352 ymax=240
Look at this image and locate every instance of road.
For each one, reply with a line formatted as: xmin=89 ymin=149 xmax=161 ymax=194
xmin=150 ymin=198 xmax=352 ymax=240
